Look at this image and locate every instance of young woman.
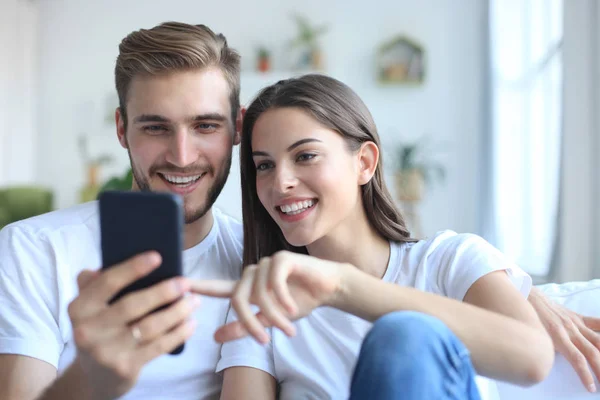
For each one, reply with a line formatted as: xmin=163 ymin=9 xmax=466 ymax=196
xmin=192 ymin=74 xmax=555 ymax=399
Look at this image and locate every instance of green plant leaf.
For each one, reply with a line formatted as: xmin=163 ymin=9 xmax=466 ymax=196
xmin=97 ymin=168 xmax=133 ymax=198
xmin=393 ymin=136 xmax=447 ymax=189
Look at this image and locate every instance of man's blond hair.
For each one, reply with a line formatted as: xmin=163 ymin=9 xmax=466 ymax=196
xmin=115 ymin=22 xmax=241 ymax=129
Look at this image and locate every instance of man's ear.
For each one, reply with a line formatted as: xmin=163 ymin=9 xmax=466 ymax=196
xmin=116 ymin=108 xmax=128 ymax=149
xmin=357 ymin=141 xmax=379 ymax=185
xmin=234 ymin=107 xmax=246 ymax=146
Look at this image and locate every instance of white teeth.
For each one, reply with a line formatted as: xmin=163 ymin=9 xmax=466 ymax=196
xmin=280 ymin=199 xmax=315 ymax=214
xmin=163 ymin=174 xmax=202 ymax=184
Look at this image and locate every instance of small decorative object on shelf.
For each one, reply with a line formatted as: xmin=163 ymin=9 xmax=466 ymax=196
xmin=377 ymin=35 xmax=425 ymax=85
xmin=256 ymin=47 xmax=271 ymax=73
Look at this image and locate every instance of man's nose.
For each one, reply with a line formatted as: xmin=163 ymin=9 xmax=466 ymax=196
xmin=166 ymin=129 xmax=195 ymax=167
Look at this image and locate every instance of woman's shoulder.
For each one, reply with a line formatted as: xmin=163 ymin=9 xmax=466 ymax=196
xmin=389 ymin=230 xmax=527 ymax=300
xmin=397 ymin=230 xmax=492 ymax=257
xmin=387 ymin=230 xmax=504 ymax=284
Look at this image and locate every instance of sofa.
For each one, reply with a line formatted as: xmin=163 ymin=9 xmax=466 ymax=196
xmin=487 ymin=280 xmax=600 ymax=399
xmin=0 ymin=186 xmax=53 ymax=229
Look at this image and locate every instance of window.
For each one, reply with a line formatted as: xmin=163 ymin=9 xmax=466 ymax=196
xmin=489 ymin=0 xmax=563 ymax=277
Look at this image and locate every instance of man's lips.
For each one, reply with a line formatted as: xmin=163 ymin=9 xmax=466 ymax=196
xmin=157 ymin=172 xmax=206 ymax=195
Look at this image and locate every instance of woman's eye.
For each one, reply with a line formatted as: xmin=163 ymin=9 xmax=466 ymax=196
xmin=297 ymin=153 xmax=316 ymax=162
xmin=256 ymin=162 xmax=273 ymax=171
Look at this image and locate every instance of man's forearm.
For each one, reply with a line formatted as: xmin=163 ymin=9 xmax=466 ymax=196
xmin=37 ymin=358 xmax=97 ymax=400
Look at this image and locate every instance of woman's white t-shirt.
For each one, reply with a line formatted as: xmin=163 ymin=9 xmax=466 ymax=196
xmin=216 ymin=230 xmax=532 ymax=400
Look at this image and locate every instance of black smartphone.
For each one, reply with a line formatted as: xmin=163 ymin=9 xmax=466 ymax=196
xmin=99 ymin=190 xmax=185 ymax=355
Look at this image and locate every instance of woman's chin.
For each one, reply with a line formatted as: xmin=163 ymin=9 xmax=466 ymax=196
xmin=283 ymin=232 xmax=313 ymax=248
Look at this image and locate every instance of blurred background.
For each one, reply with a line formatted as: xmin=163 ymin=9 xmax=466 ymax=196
xmin=1 ymin=0 xmax=597 ymax=284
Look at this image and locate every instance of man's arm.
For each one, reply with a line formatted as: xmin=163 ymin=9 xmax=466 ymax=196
xmin=0 ymin=354 xmax=109 ymax=400
xmin=1 ymin=252 xmax=199 ymax=400
xmin=0 ymin=355 xmax=56 ymax=400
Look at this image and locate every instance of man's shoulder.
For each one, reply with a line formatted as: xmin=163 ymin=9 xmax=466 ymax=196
xmin=213 ymin=207 xmax=243 ymax=244
xmin=0 ymin=201 xmax=99 ymax=245
xmin=0 ymin=201 xmax=100 ymax=279
xmin=206 ymin=208 xmax=243 ymax=276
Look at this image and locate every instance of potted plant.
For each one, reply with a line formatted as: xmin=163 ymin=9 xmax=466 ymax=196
xmin=393 ymin=137 xmax=446 ymax=202
xmin=257 ymin=47 xmax=271 ymax=72
xmin=97 ymin=168 xmax=133 ymax=196
xmin=78 ymin=135 xmax=115 ymax=203
xmin=289 ymin=14 xmax=329 ymax=70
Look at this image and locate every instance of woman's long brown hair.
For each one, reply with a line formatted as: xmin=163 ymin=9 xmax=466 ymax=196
xmin=240 ymin=74 xmax=415 ymax=266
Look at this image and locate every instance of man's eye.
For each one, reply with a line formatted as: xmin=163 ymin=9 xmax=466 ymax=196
xmin=143 ymin=125 xmax=167 ymax=134
xmin=196 ymin=123 xmax=218 ymax=132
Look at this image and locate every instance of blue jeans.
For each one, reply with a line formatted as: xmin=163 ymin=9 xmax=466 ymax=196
xmin=350 ymin=311 xmax=481 ymax=400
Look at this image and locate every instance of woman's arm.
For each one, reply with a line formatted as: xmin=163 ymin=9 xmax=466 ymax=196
xmin=192 ymin=251 xmax=554 ymax=386
xmin=220 ymin=367 xmax=276 ymax=400
xmin=334 ymin=266 xmax=553 ymax=386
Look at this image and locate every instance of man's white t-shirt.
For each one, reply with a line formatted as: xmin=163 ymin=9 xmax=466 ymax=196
xmin=0 ymin=201 xmax=243 ymax=400
xmin=216 ymin=231 xmax=532 ymax=400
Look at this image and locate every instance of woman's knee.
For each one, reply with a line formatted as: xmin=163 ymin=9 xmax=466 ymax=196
xmin=370 ymin=311 xmax=448 ymax=340
xmin=353 ymin=311 xmax=478 ymax=398
xmin=362 ymin=311 xmax=457 ymax=359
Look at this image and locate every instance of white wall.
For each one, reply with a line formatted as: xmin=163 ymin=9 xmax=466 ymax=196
xmin=36 ymin=0 xmax=485 ymax=236
xmin=0 ymin=0 xmax=38 ymax=186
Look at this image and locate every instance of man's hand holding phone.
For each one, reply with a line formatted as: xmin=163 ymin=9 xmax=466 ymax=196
xmin=66 ymin=252 xmax=199 ymax=400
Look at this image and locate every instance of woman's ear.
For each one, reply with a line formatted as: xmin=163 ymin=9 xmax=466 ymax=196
xmin=357 ymin=141 xmax=379 ymax=185
xmin=234 ymin=107 xmax=246 ymax=145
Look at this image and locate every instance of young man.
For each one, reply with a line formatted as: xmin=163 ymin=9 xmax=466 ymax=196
xmin=0 ymin=22 xmax=244 ymax=400
xmin=0 ymin=20 xmax=598 ymax=400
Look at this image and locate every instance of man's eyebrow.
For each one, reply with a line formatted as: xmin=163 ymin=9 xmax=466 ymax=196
xmin=252 ymin=138 xmax=323 ymax=157
xmin=191 ymin=113 xmax=228 ymax=122
xmin=132 ymin=113 xmax=228 ymax=124
xmin=133 ymin=114 xmax=170 ymax=124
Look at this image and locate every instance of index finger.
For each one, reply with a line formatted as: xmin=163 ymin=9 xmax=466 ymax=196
xmin=190 ymin=280 xmax=237 ymax=298
xmin=71 ymin=252 xmax=161 ymax=320
xmin=76 ymin=269 xmax=100 ymax=290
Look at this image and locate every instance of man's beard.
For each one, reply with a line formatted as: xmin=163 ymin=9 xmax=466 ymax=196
xmin=128 ymin=151 xmax=232 ymax=224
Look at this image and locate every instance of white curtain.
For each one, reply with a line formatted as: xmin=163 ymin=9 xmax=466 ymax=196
xmin=555 ymin=0 xmax=600 ymax=283
xmin=488 ymin=0 xmax=563 ymax=278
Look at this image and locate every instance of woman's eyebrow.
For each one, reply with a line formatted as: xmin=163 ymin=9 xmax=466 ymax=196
xmin=252 ymin=138 xmax=323 ymax=157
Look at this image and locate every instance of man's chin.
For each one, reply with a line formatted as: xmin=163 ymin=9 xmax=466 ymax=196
xmin=183 ymin=201 xmax=211 ymax=225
